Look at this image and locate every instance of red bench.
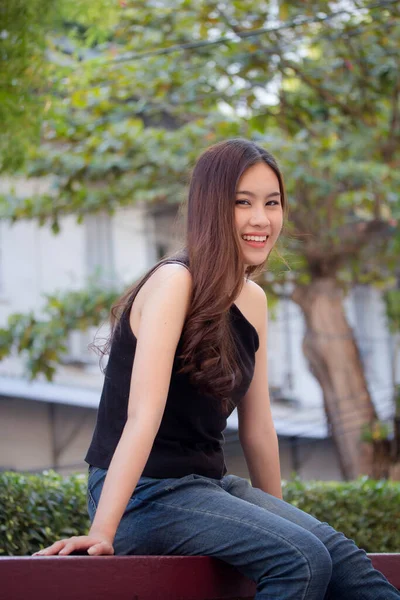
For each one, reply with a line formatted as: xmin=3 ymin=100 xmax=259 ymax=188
xmin=1 ymin=554 xmax=399 ymax=600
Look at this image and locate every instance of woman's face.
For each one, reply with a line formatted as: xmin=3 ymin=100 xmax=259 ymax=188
xmin=235 ymin=162 xmax=283 ymax=268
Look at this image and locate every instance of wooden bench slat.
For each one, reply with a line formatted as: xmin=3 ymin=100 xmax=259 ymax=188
xmin=2 ymin=556 xmax=255 ymax=600
xmin=368 ymin=554 xmax=400 ymax=590
xmin=1 ymin=554 xmax=399 ymax=600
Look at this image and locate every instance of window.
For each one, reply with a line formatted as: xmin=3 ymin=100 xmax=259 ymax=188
xmin=85 ymin=212 xmax=116 ymax=286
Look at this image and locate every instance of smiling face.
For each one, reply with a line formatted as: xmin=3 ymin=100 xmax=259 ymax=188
xmin=235 ymin=161 xmax=283 ymax=269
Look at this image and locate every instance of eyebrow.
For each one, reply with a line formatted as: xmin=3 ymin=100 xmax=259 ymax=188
xmin=236 ymin=190 xmax=281 ymax=199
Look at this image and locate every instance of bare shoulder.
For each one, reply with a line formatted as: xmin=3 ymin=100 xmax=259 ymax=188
xmin=245 ymin=279 xmax=267 ymax=313
xmin=130 ymin=262 xmax=192 ymax=336
xmin=147 ymin=262 xmax=192 ymax=290
xmin=246 ymin=279 xmax=267 ymax=304
xmin=243 ymin=279 xmax=268 ymax=333
xmin=136 ymin=263 xmax=191 ymax=306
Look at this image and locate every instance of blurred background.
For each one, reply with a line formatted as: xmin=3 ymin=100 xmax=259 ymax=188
xmin=1 ymin=0 xmax=399 ymax=483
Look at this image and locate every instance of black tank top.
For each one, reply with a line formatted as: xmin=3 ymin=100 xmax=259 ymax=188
xmin=85 ymin=270 xmax=259 ymax=479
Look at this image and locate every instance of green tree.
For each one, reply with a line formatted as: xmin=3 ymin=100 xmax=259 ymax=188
xmin=0 ymin=0 xmax=119 ymax=170
xmin=1 ymin=0 xmax=400 ymax=478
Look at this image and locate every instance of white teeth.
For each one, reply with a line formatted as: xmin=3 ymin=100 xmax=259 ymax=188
xmin=242 ymin=235 xmax=267 ymax=242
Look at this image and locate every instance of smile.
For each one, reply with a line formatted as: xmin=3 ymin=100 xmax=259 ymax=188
xmin=241 ymin=235 xmax=269 ymax=248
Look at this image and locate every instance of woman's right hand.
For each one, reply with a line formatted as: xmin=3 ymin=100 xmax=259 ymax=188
xmin=32 ymin=534 xmax=114 ymax=556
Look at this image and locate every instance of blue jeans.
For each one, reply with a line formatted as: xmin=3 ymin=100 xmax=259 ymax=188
xmin=87 ymin=467 xmax=400 ymax=600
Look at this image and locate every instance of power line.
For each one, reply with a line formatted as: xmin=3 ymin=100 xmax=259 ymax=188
xmin=48 ymin=14 xmax=396 ymax=99
xmin=47 ymin=1 xmax=398 ymax=73
xmin=103 ymin=0 xmax=398 ymax=64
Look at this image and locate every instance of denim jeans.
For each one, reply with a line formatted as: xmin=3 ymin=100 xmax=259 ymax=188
xmin=87 ymin=467 xmax=400 ymax=600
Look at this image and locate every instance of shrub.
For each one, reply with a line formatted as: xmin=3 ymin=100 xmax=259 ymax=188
xmin=1 ymin=471 xmax=399 ymax=555
xmin=282 ymin=476 xmax=400 ymax=552
xmin=0 ymin=470 xmax=90 ymax=556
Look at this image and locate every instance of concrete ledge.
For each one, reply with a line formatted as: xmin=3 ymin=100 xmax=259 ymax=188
xmin=1 ymin=554 xmax=399 ymax=600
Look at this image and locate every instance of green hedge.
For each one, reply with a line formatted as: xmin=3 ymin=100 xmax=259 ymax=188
xmin=0 ymin=471 xmax=90 ymax=556
xmin=282 ymin=477 xmax=400 ymax=553
xmin=1 ymin=471 xmax=399 ymax=556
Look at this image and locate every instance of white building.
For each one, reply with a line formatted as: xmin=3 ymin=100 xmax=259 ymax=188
xmin=0 ymin=178 xmax=398 ymax=480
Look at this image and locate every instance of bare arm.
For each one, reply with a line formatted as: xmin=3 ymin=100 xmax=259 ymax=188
xmin=237 ymin=284 xmax=282 ymax=499
xmin=34 ymin=264 xmax=192 ymax=556
xmin=89 ymin=265 xmax=192 ymax=542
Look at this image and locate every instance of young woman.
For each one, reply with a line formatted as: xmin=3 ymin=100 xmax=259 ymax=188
xmin=34 ymin=139 xmax=400 ymax=599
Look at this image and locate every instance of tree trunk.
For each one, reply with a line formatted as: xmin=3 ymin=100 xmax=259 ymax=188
xmin=292 ymin=277 xmax=377 ymax=479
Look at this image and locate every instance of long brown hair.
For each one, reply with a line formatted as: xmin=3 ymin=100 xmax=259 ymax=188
xmin=97 ymin=138 xmax=287 ymax=413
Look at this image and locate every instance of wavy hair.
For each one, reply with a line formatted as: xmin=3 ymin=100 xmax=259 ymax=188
xmin=95 ymin=138 xmax=287 ymax=413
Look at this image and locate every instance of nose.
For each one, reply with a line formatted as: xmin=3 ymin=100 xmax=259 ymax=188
xmin=249 ymin=205 xmax=271 ymax=228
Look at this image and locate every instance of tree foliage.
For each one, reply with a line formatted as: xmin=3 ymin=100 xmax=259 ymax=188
xmin=0 ymin=284 xmax=118 ymax=380
xmin=1 ymin=0 xmax=400 ymax=381
xmin=0 ymin=0 xmax=119 ymax=171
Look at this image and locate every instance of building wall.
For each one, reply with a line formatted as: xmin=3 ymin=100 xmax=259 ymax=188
xmin=0 ymin=181 xmax=398 ymax=482
xmin=267 ymin=285 xmax=398 ymax=416
xmin=1 ymin=188 xmax=397 ymax=409
xmin=0 ymin=201 xmax=151 ymax=384
xmin=0 ymin=397 xmax=96 ymax=474
xmin=0 ymin=397 xmax=343 ymax=482
xmin=224 ymin=436 xmax=342 ymax=481
xmin=0 ymin=215 xmax=85 ymax=319
xmin=113 ymin=203 xmax=156 ymax=285
xmin=0 ymin=206 xmax=151 ymax=318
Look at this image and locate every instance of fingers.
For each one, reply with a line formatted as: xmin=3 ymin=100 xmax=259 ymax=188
xmin=32 ymin=536 xmax=114 ymax=557
xmin=55 ymin=536 xmax=91 ymax=556
xmin=33 ymin=536 xmax=82 ymax=556
xmin=87 ymin=542 xmax=114 ymax=556
xmin=33 ymin=539 xmax=68 ymax=556
xmin=58 ymin=540 xmax=80 ymax=555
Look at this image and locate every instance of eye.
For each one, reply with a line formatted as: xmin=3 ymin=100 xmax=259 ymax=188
xmin=235 ymin=199 xmax=280 ymax=206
